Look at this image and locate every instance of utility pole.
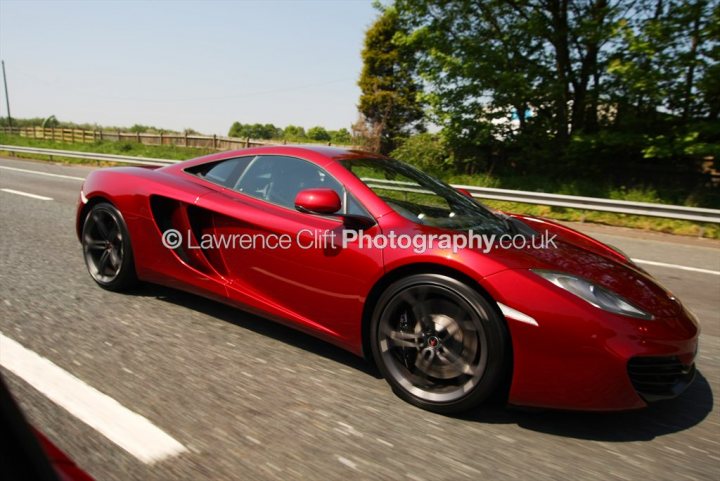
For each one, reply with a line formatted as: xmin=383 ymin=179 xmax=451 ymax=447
xmin=2 ymin=60 xmax=12 ymax=129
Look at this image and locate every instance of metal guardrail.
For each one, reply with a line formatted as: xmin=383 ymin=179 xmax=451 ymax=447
xmin=365 ymin=178 xmax=720 ymax=224
xmin=2 ymin=144 xmax=719 ymax=224
xmin=0 ymin=145 xmax=175 ymax=166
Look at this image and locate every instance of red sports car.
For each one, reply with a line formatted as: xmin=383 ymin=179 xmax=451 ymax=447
xmin=76 ymin=146 xmax=699 ymax=413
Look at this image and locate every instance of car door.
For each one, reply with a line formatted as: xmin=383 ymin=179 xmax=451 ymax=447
xmin=198 ymin=155 xmax=384 ymax=352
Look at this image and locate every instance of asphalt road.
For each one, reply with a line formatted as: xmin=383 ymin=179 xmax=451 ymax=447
xmin=1 ymin=156 xmax=718 ymax=481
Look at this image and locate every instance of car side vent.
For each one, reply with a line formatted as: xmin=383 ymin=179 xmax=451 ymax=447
xmin=149 ymin=195 xmax=215 ymax=275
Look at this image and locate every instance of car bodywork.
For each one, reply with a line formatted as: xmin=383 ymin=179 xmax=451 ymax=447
xmin=77 ymin=146 xmax=699 ymax=411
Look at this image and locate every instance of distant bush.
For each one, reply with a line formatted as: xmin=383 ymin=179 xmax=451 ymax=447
xmin=330 ymin=128 xmax=352 ymax=145
xmin=128 ymin=124 xmax=150 ymax=133
xmin=390 ymin=133 xmax=453 ymax=175
xmin=283 ymin=125 xmax=306 ymax=141
xmin=228 ymin=122 xmax=280 ymax=139
xmin=307 ymin=126 xmax=331 ymax=142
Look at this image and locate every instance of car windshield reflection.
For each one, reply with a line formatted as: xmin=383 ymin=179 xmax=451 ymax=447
xmin=340 ymin=158 xmax=509 ymax=233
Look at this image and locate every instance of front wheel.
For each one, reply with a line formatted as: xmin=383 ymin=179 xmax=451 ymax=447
xmin=370 ymin=274 xmax=509 ymax=414
xmin=81 ymin=202 xmax=137 ymax=291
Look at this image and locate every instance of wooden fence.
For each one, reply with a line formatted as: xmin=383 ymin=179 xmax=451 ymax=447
xmin=0 ymin=126 xmax=351 ymax=151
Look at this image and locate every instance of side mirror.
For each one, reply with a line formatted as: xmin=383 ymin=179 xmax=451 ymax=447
xmin=295 ymin=188 xmax=342 ymax=215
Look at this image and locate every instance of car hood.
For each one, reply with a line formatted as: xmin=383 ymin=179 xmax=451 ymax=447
xmin=493 ymin=215 xmax=683 ymax=318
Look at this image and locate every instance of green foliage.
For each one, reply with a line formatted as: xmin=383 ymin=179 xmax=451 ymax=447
xmin=227 ymin=122 xmax=281 ymax=139
xmin=642 ymin=121 xmax=720 ymax=160
xmin=358 ymin=6 xmax=424 ymax=153
xmin=393 ymin=0 xmax=718 ymax=159
xmin=608 ymin=186 xmax=663 ymax=204
xmin=330 ymin=128 xmax=352 ymax=145
xmin=283 ymin=125 xmax=306 ymax=141
xmin=0 ymin=116 xmax=182 ymax=133
xmin=128 ymin=124 xmax=150 ymax=133
xmin=307 ymin=126 xmax=331 ymax=142
xmin=481 ymin=199 xmax=718 ymax=239
xmin=390 ymin=133 xmax=451 ymax=175
xmin=0 ymin=132 xmax=213 ymax=161
xmin=225 ymin=122 xmax=354 ymax=145
xmin=608 ymin=0 xmax=717 ymax=121
xmin=382 ymin=0 xmax=719 ymax=210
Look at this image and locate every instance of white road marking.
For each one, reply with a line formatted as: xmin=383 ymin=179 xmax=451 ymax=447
xmin=1 ymin=188 xmax=53 ymax=201
xmin=0 ymin=333 xmax=187 ymax=463
xmin=632 ymin=259 xmax=720 ymax=276
xmin=0 ymin=165 xmax=85 ymax=181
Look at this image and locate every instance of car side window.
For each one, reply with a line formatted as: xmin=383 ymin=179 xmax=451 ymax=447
xmin=186 ymin=156 xmax=254 ymax=188
xmin=234 ymin=155 xmax=367 ymax=216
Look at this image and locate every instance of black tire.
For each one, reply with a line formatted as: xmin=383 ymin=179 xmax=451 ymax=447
xmin=370 ymin=273 xmax=508 ymax=414
xmin=81 ymin=202 xmax=137 ymax=291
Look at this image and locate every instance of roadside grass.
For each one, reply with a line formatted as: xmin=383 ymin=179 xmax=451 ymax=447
xmin=1 ymin=133 xmax=717 ymax=239
xmin=448 ymin=173 xmax=719 ymax=208
xmin=0 ymin=133 xmax=214 ymax=163
xmin=482 ymin=200 xmax=719 ymax=239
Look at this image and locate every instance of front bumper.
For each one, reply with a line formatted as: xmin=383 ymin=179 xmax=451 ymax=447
xmin=483 ymin=269 xmax=700 ymax=411
xmin=627 ymin=355 xmax=697 ymax=402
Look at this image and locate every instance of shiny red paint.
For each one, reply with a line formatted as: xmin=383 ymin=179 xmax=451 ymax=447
xmin=295 ymin=188 xmax=342 ymax=214
xmin=34 ymin=429 xmax=96 ymax=481
xmin=77 ymin=146 xmax=699 ymax=411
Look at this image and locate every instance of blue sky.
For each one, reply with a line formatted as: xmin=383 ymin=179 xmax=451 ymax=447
xmin=0 ymin=0 xmax=378 ymax=134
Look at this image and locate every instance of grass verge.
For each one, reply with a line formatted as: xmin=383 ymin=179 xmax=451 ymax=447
xmin=0 ymin=133 xmax=214 ymax=163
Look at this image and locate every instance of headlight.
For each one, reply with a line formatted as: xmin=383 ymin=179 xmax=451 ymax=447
xmin=533 ymin=270 xmax=653 ymax=320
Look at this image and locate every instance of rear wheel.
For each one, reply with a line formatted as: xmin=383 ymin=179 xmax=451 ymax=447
xmin=370 ymin=274 xmax=508 ymax=414
xmin=81 ymin=202 xmax=137 ymax=291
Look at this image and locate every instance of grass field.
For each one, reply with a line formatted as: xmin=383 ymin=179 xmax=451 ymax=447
xmin=0 ymin=133 xmax=214 ymax=162
xmin=1 ymin=133 xmax=717 ymax=239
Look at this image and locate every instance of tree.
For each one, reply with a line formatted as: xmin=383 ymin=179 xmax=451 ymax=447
xmin=330 ymin=128 xmax=353 ymax=145
xmin=390 ymin=133 xmax=452 ymax=174
xmin=395 ymin=0 xmax=621 ymax=144
xmin=358 ymin=6 xmax=424 ymax=154
xmin=609 ymin=0 xmax=717 ymax=123
xmin=307 ymin=126 xmax=331 ymax=141
xmin=283 ymin=125 xmax=306 ymax=140
xmin=394 ymin=0 xmax=718 ymax=174
xmin=228 ymin=122 xmax=280 ymax=139
xmin=698 ymin=2 xmax=720 ymax=119
xmin=129 ymin=124 xmax=150 ymax=133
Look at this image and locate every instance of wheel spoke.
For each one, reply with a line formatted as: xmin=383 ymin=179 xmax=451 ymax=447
xmin=384 ymin=327 xmax=422 ymax=349
xmin=440 ymin=317 xmax=463 ymax=342
xmin=107 ymin=224 xmax=119 ymax=243
xmin=108 ymin=249 xmax=121 ymax=268
xmin=398 ymin=287 xmax=433 ymax=327
xmin=98 ymin=250 xmax=111 ymax=273
xmin=437 ymin=348 xmax=474 ymax=375
xmin=84 ymin=234 xmax=106 ymax=251
xmin=414 ymin=348 xmax=435 ymax=375
xmin=93 ymin=212 xmax=111 ymax=239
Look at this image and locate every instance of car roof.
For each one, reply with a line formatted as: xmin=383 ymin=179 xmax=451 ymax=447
xmin=154 ymin=144 xmax=397 ymax=218
xmin=179 ymin=145 xmax=383 ymax=167
xmin=231 ymin=144 xmax=385 ymax=161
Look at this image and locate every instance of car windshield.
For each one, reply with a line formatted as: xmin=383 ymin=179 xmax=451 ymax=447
xmin=340 ymin=158 xmax=509 ymax=234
